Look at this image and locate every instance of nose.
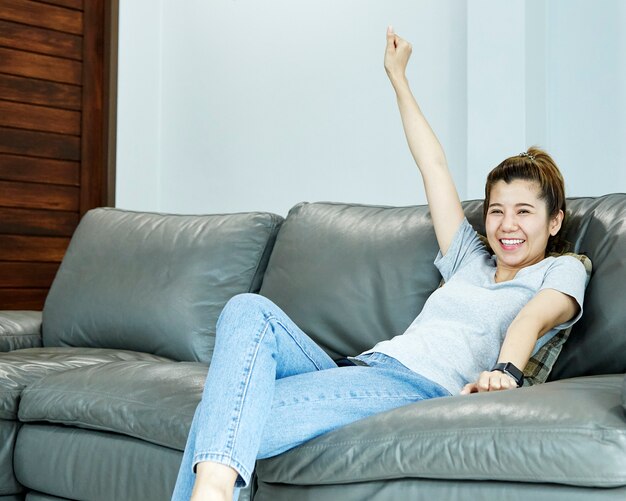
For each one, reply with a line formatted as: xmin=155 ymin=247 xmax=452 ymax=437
xmin=501 ymin=212 xmax=519 ymax=232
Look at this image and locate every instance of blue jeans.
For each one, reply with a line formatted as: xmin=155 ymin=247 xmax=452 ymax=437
xmin=171 ymin=293 xmax=450 ymax=499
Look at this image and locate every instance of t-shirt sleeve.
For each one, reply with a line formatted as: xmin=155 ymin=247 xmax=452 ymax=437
xmin=433 ymin=218 xmax=489 ymax=282
xmin=539 ymin=255 xmax=589 ymax=330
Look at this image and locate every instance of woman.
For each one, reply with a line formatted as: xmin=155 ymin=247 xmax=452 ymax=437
xmin=172 ymin=27 xmax=587 ymax=501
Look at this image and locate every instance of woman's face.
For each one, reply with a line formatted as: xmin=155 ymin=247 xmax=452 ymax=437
xmin=485 ymin=179 xmax=563 ymax=272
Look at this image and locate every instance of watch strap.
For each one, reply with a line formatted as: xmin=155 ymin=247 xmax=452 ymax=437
xmin=491 ymin=362 xmax=524 ymax=387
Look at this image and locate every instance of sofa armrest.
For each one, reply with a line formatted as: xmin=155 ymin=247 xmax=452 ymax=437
xmin=0 ymin=311 xmax=43 ymax=352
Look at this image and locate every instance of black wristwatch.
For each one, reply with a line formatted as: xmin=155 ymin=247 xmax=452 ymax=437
xmin=491 ymin=362 xmax=524 ymax=387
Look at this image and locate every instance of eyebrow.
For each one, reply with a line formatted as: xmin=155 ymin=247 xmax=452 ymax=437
xmin=488 ymin=203 xmax=536 ymax=208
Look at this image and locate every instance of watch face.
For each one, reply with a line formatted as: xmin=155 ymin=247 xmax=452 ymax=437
xmin=503 ymin=363 xmax=523 ymax=386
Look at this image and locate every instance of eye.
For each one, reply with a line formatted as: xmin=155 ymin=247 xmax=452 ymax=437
xmin=489 ymin=209 xmax=503 ymax=215
xmin=518 ymin=209 xmax=530 ymax=214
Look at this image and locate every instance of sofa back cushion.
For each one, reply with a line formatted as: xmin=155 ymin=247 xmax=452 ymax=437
xmin=259 ymin=202 xmax=441 ymax=360
xmin=260 ymin=195 xmax=626 ymax=378
xmin=548 ymin=194 xmax=626 ymax=378
xmin=43 ymin=208 xmax=282 ymax=363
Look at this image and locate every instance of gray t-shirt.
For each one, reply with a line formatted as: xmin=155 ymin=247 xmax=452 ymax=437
xmin=361 ymin=217 xmax=588 ymax=395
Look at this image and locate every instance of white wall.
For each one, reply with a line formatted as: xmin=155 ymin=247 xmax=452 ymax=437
xmin=116 ymin=0 xmax=626 ymax=216
xmin=116 ymin=0 xmax=163 ymax=211
xmin=546 ymin=0 xmax=626 ymax=197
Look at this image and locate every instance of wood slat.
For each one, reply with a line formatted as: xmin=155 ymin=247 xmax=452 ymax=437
xmin=0 ymin=234 xmax=70 ymax=261
xmin=0 ymin=73 xmax=81 ymax=110
xmin=0 ymin=180 xmax=79 ymax=211
xmin=0 ymin=207 xmax=79 ymax=236
xmin=32 ymin=0 xmax=83 ymax=12
xmin=0 ymin=100 xmax=80 ymax=135
xmin=79 ymin=0 xmax=106 ymax=213
xmin=0 ymin=0 xmax=83 ymax=35
xmin=0 ymin=262 xmax=58 ymax=287
xmin=0 ymin=154 xmax=79 ymax=185
xmin=0 ymin=47 xmax=82 ymax=85
xmin=0 ymin=19 xmax=82 ymax=60
xmin=0 ymin=126 xmax=80 ymax=160
xmin=0 ymin=288 xmax=48 ymax=309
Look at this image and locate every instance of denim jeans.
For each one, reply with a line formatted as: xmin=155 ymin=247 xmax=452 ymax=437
xmin=171 ymin=293 xmax=450 ymax=500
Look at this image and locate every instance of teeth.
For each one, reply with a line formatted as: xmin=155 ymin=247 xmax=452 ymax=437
xmin=501 ymin=239 xmax=524 ymax=245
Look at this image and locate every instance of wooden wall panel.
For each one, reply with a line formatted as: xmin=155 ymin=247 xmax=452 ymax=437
xmin=0 ymin=235 xmax=70 ymax=261
xmin=0 ymin=180 xmax=79 ymax=211
xmin=0 ymin=208 xmax=79 ymax=236
xmin=0 ymin=289 xmax=49 ymax=309
xmin=0 ymin=263 xmax=58 ymax=288
xmin=0 ymin=0 xmax=112 ymax=310
xmin=0 ymin=74 xmax=81 ymax=110
xmin=0 ymin=19 xmax=82 ymax=59
xmin=0 ymin=127 xmax=80 ymax=160
xmin=0 ymin=47 xmax=82 ymax=84
xmin=39 ymin=1 xmax=83 ymax=10
xmin=0 ymin=101 xmax=81 ymax=135
xmin=0 ymin=154 xmax=79 ymax=185
xmin=1 ymin=0 xmax=83 ymax=34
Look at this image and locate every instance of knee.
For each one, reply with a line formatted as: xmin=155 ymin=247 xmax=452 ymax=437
xmin=224 ymin=292 xmax=272 ymax=311
xmin=218 ymin=293 xmax=276 ymax=327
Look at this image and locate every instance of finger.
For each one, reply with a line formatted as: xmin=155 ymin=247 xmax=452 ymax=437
xmin=477 ymin=371 xmax=491 ymax=392
xmin=460 ymin=383 xmax=477 ymax=395
xmin=386 ymin=26 xmax=396 ymax=48
xmin=490 ymin=374 xmax=502 ymax=391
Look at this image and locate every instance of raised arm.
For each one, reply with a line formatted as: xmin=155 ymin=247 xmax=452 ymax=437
xmin=385 ymin=26 xmax=464 ymax=255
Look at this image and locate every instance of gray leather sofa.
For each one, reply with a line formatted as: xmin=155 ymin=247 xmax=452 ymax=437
xmin=1 ymin=195 xmax=625 ymax=500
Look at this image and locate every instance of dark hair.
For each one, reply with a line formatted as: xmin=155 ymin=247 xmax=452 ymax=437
xmin=483 ymin=146 xmax=568 ymax=255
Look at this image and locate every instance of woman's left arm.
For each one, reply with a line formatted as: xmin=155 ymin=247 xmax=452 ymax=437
xmin=460 ymin=288 xmax=579 ymax=395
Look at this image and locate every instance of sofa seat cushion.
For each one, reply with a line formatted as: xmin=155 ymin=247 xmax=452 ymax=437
xmin=18 ymin=360 xmax=205 ymax=450
xmin=257 ymin=375 xmax=626 ymax=488
xmin=0 ymin=420 xmax=20 ymax=496
xmin=0 ymin=347 xmax=170 ymax=420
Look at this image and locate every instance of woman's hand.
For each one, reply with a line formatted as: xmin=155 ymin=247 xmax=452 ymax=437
xmin=460 ymin=370 xmax=519 ymax=395
xmin=384 ymin=25 xmax=412 ymax=86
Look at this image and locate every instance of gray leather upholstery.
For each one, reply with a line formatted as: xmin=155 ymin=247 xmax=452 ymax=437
xmin=1 ymin=197 xmax=624 ymax=500
xmin=254 ymin=478 xmax=626 ymax=501
xmin=42 ymin=208 xmax=283 ymax=363
xmin=550 ymin=195 xmax=626 ymax=378
xmin=0 ymin=312 xmax=42 ymax=352
xmin=257 ymin=375 xmax=625 ymax=488
xmin=0 ymin=421 xmax=20 ymax=496
xmin=18 ymin=360 xmax=206 ymax=450
xmin=26 ymin=494 xmax=70 ymax=501
xmin=259 ymin=202 xmax=441 ymax=359
xmin=14 ymin=425 xmax=181 ymax=501
xmin=0 ymin=348 xmax=169 ymax=420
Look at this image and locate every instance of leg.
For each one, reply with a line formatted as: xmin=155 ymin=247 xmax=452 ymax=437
xmin=258 ymin=352 xmax=451 ymax=459
xmin=171 ymin=293 xmax=336 ymax=500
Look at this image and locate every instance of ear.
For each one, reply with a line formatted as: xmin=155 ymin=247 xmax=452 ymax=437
xmin=549 ymin=209 xmax=564 ymax=236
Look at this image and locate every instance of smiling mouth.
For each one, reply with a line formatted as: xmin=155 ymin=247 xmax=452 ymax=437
xmin=499 ymin=238 xmax=525 ymax=250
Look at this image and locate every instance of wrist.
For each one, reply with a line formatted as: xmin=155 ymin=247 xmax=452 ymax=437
xmin=389 ymin=73 xmax=409 ymax=90
xmin=491 ymin=362 xmax=524 ymax=387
